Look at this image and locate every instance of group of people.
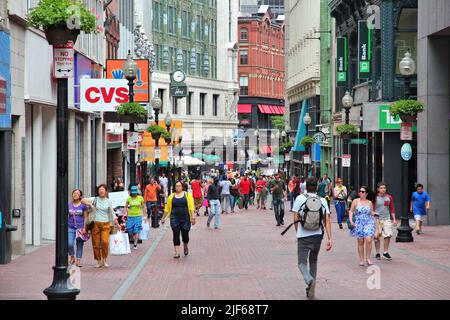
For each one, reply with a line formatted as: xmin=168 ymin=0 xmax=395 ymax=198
xmin=67 ymin=170 xmax=431 ymax=300
xmin=290 ymin=177 xmax=431 ymax=299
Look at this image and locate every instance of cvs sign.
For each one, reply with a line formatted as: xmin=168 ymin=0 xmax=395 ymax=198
xmin=80 ymin=79 xmax=129 ymax=112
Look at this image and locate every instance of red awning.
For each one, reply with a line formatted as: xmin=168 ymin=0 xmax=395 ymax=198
xmin=258 ymin=105 xmax=285 ymax=114
xmin=260 ymin=146 xmax=272 ymax=154
xmin=238 ymin=104 xmax=252 ymax=114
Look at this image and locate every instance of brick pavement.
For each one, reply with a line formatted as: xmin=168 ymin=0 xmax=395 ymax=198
xmin=1 ymin=203 xmax=449 ymax=300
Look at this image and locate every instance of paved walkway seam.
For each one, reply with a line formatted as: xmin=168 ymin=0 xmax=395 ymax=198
xmin=111 ymin=226 xmax=169 ymax=300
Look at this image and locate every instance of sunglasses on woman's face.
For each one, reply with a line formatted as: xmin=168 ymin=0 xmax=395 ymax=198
xmin=359 ymin=190 xmax=367 ymax=193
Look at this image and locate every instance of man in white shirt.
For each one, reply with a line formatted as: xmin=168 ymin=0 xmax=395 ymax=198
xmin=159 ymin=173 xmax=169 ymax=203
xmin=291 ymin=177 xmax=332 ymax=299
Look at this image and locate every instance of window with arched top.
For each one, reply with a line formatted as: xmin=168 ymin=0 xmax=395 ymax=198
xmin=240 ymin=28 xmax=248 ymax=42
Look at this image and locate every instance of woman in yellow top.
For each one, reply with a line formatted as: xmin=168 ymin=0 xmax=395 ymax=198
xmin=124 ymin=186 xmax=146 ymax=250
xmin=162 ymin=181 xmax=196 ymax=259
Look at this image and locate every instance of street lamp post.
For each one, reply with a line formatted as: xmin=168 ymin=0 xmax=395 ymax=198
xmin=151 ymin=90 xmax=162 ymax=178
xmin=342 ymin=91 xmax=354 ymax=187
xmin=303 ymin=112 xmax=312 ymax=177
xmin=254 ymin=129 xmax=259 ymax=173
xmin=396 ymin=50 xmax=416 ymax=243
xmin=123 ymin=51 xmax=138 ymax=188
xmin=164 ymin=112 xmax=172 ymax=195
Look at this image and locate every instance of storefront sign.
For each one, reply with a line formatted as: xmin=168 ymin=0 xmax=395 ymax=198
xmin=313 ymin=131 xmax=326 ymax=144
xmin=400 ymin=123 xmax=413 ymax=141
xmin=350 ymin=138 xmax=368 ymax=145
xmin=0 ymin=76 xmax=6 ymax=115
xmin=358 ymin=21 xmax=371 ymax=79
xmin=0 ymin=31 xmax=11 ymax=129
xmin=342 ymin=154 xmax=351 ymax=167
xmin=303 ymin=154 xmax=311 ymax=164
xmin=336 ymin=37 xmax=348 ymax=86
xmin=106 ymin=59 xmax=150 ymax=102
xmin=170 ymin=85 xmax=188 ymax=98
xmin=80 ymin=79 xmax=129 ymax=112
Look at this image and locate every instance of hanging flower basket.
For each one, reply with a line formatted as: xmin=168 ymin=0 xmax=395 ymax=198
xmin=27 ymin=0 xmax=99 ymax=46
xmin=399 ymin=114 xmax=417 ymax=123
xmin=146 ymin=125 xmax=170 ymax=142
xmin=164 ymin=137 xmax=172 ymax=145
xmin=44 ymin=23 xmax=80 ymax=46
xmin=103 ymin=112 xmax=147 ymax=123
xmin=389 ymin=100 xmax=424 ymax=123
xmin=336 ymin=124 xmax=358 ymax=140
xmin=300 ymin=136 xmax=313 ymax=147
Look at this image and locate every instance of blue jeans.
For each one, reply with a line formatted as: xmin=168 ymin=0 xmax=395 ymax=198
xmin=207 ymin=200 xmax=221 ymax=228
xmin=230 ymin=195 xmax=236 ymax=211
xmin=146 ymin=201 xmax=158 ymax=219
xmin=221 ymin=194 xmax=231 ymax=213
xmin=273 ymin=198 xmax=285 ymax=225
xmin=68 ymin=228 xmax=84 ymax=259
xmin=335 ymin=201 xmax=346 ymax=224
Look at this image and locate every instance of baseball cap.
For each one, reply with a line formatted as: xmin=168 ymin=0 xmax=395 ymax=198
xmin=131 ymin=186 xmax=139 ymax=195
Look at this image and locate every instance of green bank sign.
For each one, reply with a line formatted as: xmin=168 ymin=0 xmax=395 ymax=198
xmin=358 ymin=21 xmax=371 ymax=79
xmin=336 ymin=37 xmax=348 ymax=86
xmin=379 ymin=105 xmax=417 ymax=131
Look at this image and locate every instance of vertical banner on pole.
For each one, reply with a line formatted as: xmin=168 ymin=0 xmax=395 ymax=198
xmin=336 ymin=37 xmax=348 ymax=87
xmin=358 ymin=20 xmax=371 ymax=79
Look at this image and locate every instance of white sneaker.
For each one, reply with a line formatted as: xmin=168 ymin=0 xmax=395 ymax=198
xmin=133 ymin=245 xmax=138 ymax=250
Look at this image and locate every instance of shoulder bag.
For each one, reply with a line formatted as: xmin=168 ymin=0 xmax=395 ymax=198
xmin=71 ymin=203 xmax=90 ymax=241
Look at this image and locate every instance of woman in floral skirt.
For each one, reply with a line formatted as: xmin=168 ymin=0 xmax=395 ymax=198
xmin=348 ymin=186 xmax=376 ymax=267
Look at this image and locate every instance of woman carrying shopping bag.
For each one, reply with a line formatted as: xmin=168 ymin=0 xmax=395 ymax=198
xmin=161 ymin=181 xmax=196 ymax=259
xmin=68 ymin=189 xmax=90 ymax=267
xmin=124 ymin=185 xmax=146 ymax=250
xmin=82 ymin=184 xmax=118 ymax=268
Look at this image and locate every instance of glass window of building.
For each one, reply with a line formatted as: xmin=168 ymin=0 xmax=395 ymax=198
xmin=240 ymin=76 xmax=249 ymax=95
xmin=182 ymin=11 xmax=189 ymax=37
xmin=240 ymin=28 xmax=248 ymax=42
xmin=168 ymin=6 xmax=176 ymax=34
xmin=240 ymin=49 xmax=248 ymax=65
xmin=187 ymin=92 xmax=193 ymax=115
xmin=213 ymin=94 xmax=219 ymax=116
xmin=200 ymin=93 xmax=206 ymax=115
xmin=395 ymin=8 xmax=417 ymax=74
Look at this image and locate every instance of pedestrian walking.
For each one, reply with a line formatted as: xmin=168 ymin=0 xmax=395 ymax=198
xmin=410 ymin=184 xmax=431 ymax=235
xmin=219 ymin=176 xmax=232 ymax=214
xmin=255 ymin=176 xmax=268 ymax=210
xmin=288 ymin=176 xmax=298 ymax=210
xmin=269 ymin=174 xmax=286 ymax=226
xmin=144 ymin=178 xmax=161 ymax=219
xmin=230 ymin=177 xmax=240 ymax=213
xmin=239 ymin=174 xmax=253 ymax=210
xmin=374 ymin=182 xmax=397 ymax=261
xmin=207 ymin=178 xmax=221 ymax=229
xmin=81 ymin=184 xmax=118 ymax=268
xmin=124 ymin=186 xmax=146 ymax=250
xmin=161 ymin=181 xmax=196 ymax=259
xmin=68 ymin=189 xmax=89 ymax=267
xmin=202 ymin=179 xmax=210 ymax=216
xmin=290 ymin=177 xmax=332 ymax=299
xmin=191 ymin=176 xmax=203 ymax=217
xmin=159 ymin=173 xmax=169 ymax=203
xmin=348 ymin=186 xmax=376 ymax=266
xmin=333 ymin=178 xmax=348 ymax=229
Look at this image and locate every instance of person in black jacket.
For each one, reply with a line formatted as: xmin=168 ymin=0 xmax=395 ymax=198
xmin=206 ymin=178 xmax=221 ymax=229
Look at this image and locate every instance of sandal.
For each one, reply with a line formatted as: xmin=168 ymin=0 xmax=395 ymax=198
xmin=359 ymin=262 xmax=365 ymax=267
xmin=174 ymin=254 xmax=181 ymax=259
xmin=366 ymin=260 xmax=373 ymax=266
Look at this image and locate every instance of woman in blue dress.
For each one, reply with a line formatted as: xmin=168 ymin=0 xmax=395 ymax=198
xmin=348 ymin=186 xmax=376 ymax=266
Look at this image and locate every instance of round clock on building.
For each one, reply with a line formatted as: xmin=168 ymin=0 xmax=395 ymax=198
xmin=172 ymin=70 xmax=186 ymax=83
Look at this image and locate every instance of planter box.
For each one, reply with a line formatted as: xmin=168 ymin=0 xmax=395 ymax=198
xmin=44 ymin=23 xmax=80 ymax=46
xmin=151 ymin=133 xmax=161 ymax=141
xmin=399 ymin=114 xmax=417 ymax=123
xmin=340 ymin=134 xmax=354 ymax=140
xmin=103 ymin=112 xmax=147 ymax=123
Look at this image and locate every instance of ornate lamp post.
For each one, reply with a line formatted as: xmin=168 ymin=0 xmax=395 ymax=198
xmin=396 ymin=50 xmax=416 ymax=243
xmin=123 ymin=51 xmax=138 ymax=188
xmin=303 ymin=112 xmax=312 ymax=177
xmin=164 ymin=112 xmax=173 ymax=194
xmin=341 ymin=91 xmax=353 ymax=187
xmin=151 ymin=90 xmax=162 ymax=177
xmin=254 ymin=129 xmax=259 ymax=173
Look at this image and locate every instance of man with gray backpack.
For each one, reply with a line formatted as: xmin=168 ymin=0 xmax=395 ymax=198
xmin=285 ymin=177 xmax=332 ymax=299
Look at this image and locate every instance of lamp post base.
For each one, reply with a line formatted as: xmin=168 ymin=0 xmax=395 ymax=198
xmin=43 ymin=266 xmax=80 ymax=300
xmin=396 ymin=216 xmax=414 ymax=243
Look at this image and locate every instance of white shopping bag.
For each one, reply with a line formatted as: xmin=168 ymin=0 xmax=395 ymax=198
xmin=123 ymin=232 xmax=131 ymax=254
xmin=139 ymin=219 xmax=150 ymax=241
xmin=110 ymin=231 xmax=128 ymax=255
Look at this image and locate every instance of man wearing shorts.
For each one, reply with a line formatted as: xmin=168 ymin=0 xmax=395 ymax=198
xmin=191 ymin=177 xmax=203 ymax=216
xmin=374 ymin=182 xmax=397 ymax=260
xmin=410 ymin=184 xmax=431 ymax=235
